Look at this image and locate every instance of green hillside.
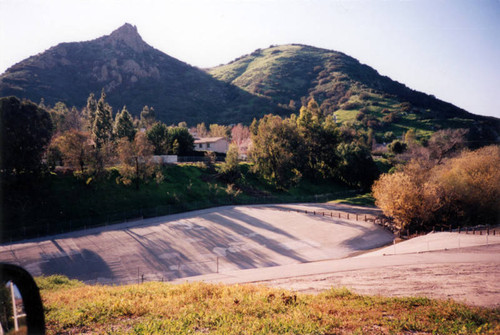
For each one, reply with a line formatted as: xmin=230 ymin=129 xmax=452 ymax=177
xmin=209 ymin=44 xmax=499 ymax=142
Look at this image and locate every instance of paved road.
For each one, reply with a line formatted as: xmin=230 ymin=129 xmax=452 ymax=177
xmin=0 ymin=204 xmax=391 ymax=284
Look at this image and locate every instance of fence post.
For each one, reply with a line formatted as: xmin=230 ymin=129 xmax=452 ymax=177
xmin=364 ymin=215 xmax=367 ymax=222
xmin=347 ymin=213 xmax=349 ymax=220
xmin=217 ymin=257 xmax=219 ymax=274
xmin=356 ymin=214 xmax=358 ymax=221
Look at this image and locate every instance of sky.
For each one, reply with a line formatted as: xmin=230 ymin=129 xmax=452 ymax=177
xmin=0 ymin=0 xmax=499 ymax=118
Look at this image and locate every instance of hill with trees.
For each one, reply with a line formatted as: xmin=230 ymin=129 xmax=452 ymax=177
xmin=1 ymin=24 xmax=498 ymax=142
xmin=209 ymin=44 xmax=499 ymax=144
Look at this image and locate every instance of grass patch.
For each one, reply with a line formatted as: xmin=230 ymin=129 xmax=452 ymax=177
xmin=330 ymin=193 xmax=376 ymax=207
xmin=40 ymin=278 xmax=500 ymax=334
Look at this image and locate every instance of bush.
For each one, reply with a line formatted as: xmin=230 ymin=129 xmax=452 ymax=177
xmin=372 ymin=145 xmax=500 ymax=231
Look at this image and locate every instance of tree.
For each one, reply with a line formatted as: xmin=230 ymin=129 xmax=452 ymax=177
xmin=250 ymin=114 xmax=303 ymax=189
xmin=139 ymin=105 xmax=156 ymax=129
xmin=209 ymin=123 xmax=231 ymax=140
xmin=146 ymin=122 xmax=169 ymax=155
xmin=335 ymin=142 xmax=379 ymax=190
xmin=231 ymin=123 xmax=251 ymax=157
xmin=52 ymin=130 xmax=93 ymax=174
xmin=49 ymin=102 xmax=82 ymax=134
xmin=196 ymin=122 xmax=208 ymax=137
xmin=114 ymin=106 xmax=136 ymax=141
xmin=84 ymin=93 xmax=97 ymax=131
xmin=219 ymin=143 xmax=241 ymax=182
xmin=168 ymin=127 xmax=194 ymax=155
xmin=388 ymin=140 xmax=407 ymax=154
xmin=0 ymin=96 xmax=53 ymax=175
xmin=427 ymin=128 xmax=468 ymax=164
xmin=92 ymin=90 xmax=113 ymax=149
xmin=295 ymin=99 xmax=340 ymax=179
xmin=116 ymin=132 xmax=154 ymax=189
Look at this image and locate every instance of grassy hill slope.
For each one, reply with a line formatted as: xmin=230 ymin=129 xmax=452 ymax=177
xmin=209 ymin=44 xmax=499 ymax=142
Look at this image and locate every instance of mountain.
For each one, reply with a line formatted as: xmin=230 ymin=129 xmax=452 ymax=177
xmin=1 ymin=26 xmax=498 ymax=139
xmin=0 ymin=24 xmax=281 ymax=124
xmin=209 ymin=44 xmax=499 ymax=141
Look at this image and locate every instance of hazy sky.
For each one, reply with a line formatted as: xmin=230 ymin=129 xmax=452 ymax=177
xmin=1 ymin=0 xmax=499 ymax=118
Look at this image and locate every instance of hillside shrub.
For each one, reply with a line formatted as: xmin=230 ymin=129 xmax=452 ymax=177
xmin=372 ymin=145 xmax=500 ymax=231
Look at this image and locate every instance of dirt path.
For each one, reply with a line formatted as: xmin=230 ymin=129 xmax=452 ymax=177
xmin=258 ymin=244 xmax=500 ymax=307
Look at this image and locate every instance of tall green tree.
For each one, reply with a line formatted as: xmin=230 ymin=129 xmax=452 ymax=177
xmin=146 ymin=122 xmax=169 ymax=155
xmin=250 ymin=114 xmax=303 ymax=189
xmin=84 ymin=93 xmax=97 ymax=131
xmin=114 ymin=106 xmax=136 ymax=141
xmin=168 ymin=127 xmax=194 ymax=155
xmin=219 ymin=143 xmax=241 ymax=182
xmin=92 ymin=90 xmax=113 ymax=149
xmin=139 ymin=105 xmax=156 ymax=129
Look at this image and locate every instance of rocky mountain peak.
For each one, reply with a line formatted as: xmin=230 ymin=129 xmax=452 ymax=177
xmin=105 ymin=23 xmax=147 ymax=52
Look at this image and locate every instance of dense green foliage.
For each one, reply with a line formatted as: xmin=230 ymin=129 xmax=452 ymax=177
xmin=114 ymin=106 xmax=136 ymax=141
xmin=250 ymin=100 xmax=379 ymax=190
xmin=0 ymin=96 xmax=53 ymax=175
xmin=39 ymin=277 xmax=499 ymax=334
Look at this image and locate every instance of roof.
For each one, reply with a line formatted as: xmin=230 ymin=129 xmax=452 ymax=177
xmin=194 ymin=137 xmax=227 ymax=144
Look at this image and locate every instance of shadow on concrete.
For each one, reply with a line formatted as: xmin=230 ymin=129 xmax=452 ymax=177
xmin=40 ymin=248 xmax=113 ymax=281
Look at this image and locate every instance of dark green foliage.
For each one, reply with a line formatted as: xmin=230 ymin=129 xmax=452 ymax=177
xmin=84 ymin=93 xmax=97 ymax=130
xmin=114 ymin=106 xmax=136 ymax=141
xmin=92 ymin=91 xmax=113 ymax=149
xmin=218 ymin=144 xmax=241 ymax=182
xmin=146 ymin=123 xmax=194 ymax=155
xmin=335 ymin=142 xmax=379 ymax=190
xmin=388 ymin=140 xmax=407 ymax=154
xmin=250 ymin=101 xmax=378 ymax=190
xmin=0 ymin=96 xmax=53 ymax=175
xmin=250 ymin=115 xmax=304 ymax=189
xmin=146 ymin=122 xmax=169 ymax=154
xmin=139 ymin=105 xmax=156 ymax=129
xmin=0 ymin=285 xmax=13 ymax=331
xmin=168 ymin=127 xmax=194 ymax=155
xmin=49 ymin=102 xmax=82 ymax=134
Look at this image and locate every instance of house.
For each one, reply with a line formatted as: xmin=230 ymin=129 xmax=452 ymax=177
xmin=194 ymin=137 xmax=229 ymax=153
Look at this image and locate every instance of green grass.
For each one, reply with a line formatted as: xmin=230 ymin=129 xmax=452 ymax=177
xmin=330 ymin=193 xmax=376 ymax=207
xmin=39 ymin=276 xmax=500 ymax=334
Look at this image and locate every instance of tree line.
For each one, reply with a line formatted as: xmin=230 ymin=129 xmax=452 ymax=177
xmin=2 ymin=93 xmax=497 ymax=233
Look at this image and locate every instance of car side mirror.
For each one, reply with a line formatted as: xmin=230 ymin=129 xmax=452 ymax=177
xmin=0 ymin=264 xmax=45 ymax=335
